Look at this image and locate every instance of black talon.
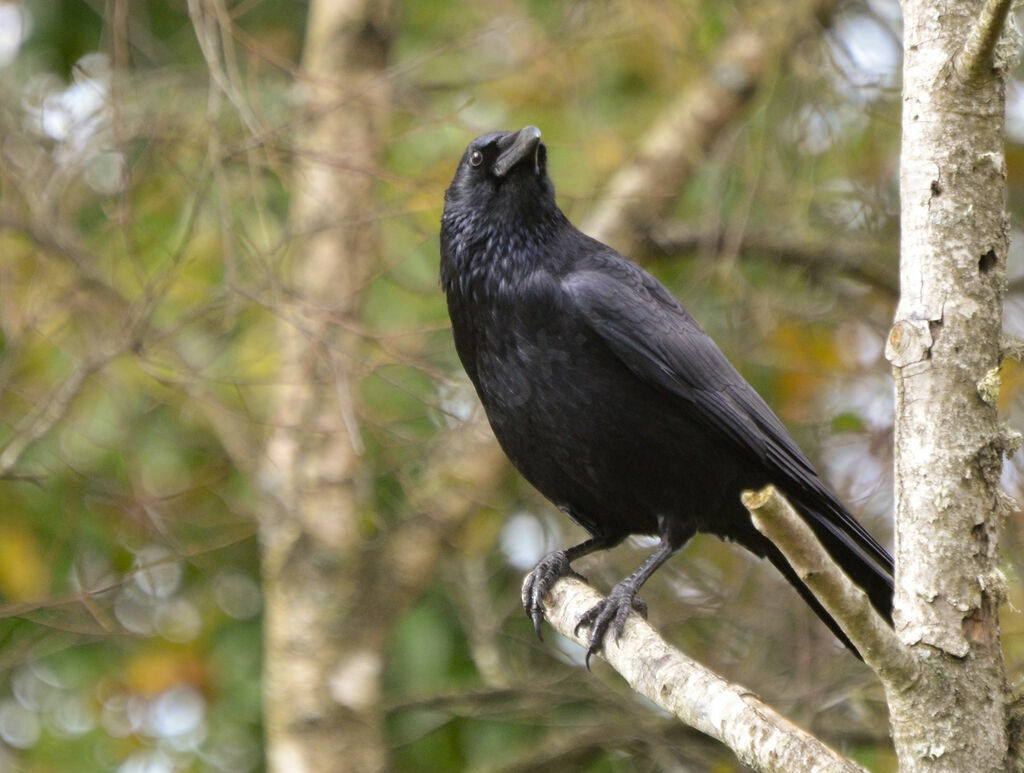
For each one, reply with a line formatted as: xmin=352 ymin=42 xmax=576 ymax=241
xmin=522 ymin=549 xmax=586 ymax=641
xmin=573 ymin=579 xmax=647 ymax=668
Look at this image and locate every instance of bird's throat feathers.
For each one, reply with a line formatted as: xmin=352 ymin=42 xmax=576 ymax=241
xmin=440 ymin=203 xmax=567 ymax=300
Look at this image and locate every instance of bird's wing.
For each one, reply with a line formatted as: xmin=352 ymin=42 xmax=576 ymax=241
xmin=562 ymin=261 xmax=892 ymax=571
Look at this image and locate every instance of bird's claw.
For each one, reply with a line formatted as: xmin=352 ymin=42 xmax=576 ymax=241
xmin=522 ymin=550 xmax=586 ymax=641
xmin=574 ymin=583 xmax=647 ymax=669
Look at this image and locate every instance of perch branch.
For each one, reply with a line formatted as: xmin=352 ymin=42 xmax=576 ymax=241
xmin=534 ymin=575 xmax=866 ymax=773
xmin=742 ymin=486 xmax=917 ymax=689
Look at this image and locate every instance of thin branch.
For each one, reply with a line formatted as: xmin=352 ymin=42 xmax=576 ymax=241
xmin=534 ymin=575 xmax=866 ymax=773
xmin=581 ymin=0 xmax=838 ymax=254
xmin=647 ymin=220 xmax=898 ymax=295
xmin=487 ymin=720 xmax=718 ymax=773
xmin=953 ymin=0 xmax=1016 ymax=82
xmin=0 ymin=349 xmax=119 ymax=477
xmin=448 ymin=556 xmax=511 ymax=689
xmin=742 ymin=485 xmax=917 ymax=690
xmin=581 ymin=27 xmax=764 ymax=251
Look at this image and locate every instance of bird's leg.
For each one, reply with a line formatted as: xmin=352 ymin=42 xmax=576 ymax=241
xmin=575 ymin=539 xmax=675 ymax=668
xmin=522 ymin=536 xmax=612 ymax=641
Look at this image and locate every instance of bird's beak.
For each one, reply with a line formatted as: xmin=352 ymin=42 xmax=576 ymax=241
xmin=493 ymin=126 xmax=542 ymax=177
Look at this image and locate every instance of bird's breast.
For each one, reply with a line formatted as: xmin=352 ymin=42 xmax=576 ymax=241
xmin=450 ymin=275 xmax=748 ymax=539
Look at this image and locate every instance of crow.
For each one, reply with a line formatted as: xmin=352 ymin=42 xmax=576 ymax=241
xmin=440 ymin=126 xmax=893 ymax=664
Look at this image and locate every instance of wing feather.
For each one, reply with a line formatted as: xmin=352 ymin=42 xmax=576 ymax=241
xmin=562 ymin=261 xmax=892 ymax=572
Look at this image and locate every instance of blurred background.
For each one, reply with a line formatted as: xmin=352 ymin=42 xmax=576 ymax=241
xmin=1 ymin=0 xmax=1024 ymax=770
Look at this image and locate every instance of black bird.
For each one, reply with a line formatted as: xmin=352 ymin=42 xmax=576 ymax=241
xmin=440 ymin=126 xmax=893 ymax=663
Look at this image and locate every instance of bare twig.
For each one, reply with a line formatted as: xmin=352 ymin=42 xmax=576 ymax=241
xmin=534 ymin=575 xmax=866 ymax=773
xmin=647 ymin=220 xmax=898 ymax=295
xmin=742 ymin=486 xmax=917 ymax=690
xmin=953 ymin=0 xmax=1016 ymax=82
xmin=0 ymin=348 xmax=119 ymax=477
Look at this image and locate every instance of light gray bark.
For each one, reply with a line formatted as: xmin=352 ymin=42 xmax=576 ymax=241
xmin=886 ymin=0 xmax=1018 ymax=768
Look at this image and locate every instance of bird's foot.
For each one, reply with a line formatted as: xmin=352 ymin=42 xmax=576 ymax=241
xmin=574 ymin=581 xmax=648 ymax=669
xmin=522 ymin=550 xmax=586 ymax=641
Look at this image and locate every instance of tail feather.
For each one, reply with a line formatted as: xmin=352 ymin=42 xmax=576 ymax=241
xmin=756 ymin=499 xmax=893 ymax=659
xmin=795 ymin=500 xmax=894 ymax=624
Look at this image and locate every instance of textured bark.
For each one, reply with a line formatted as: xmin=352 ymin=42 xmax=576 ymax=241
xmin=259 ymin=1 xmax=394 ymax=770
xmin=536 ymin=577 xmax=866 ymax=773
xmin=886 ymin=0 xmax=1017 ymax=768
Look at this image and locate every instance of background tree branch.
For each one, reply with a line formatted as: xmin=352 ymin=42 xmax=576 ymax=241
xmin=259 ymin=0 xmax=396 ymax=769
xmin=581 ymin=0 xmax=838 ymax=254
xmin=646 ymin=220 xmax=898 ymax=295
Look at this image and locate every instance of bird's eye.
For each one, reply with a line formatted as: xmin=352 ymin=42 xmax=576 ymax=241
xmin=470 ymin=150 xmax=484 ymax=167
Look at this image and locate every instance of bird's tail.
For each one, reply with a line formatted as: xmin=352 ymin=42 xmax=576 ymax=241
xmin=760 ymin=497 xmax=893 ymax=659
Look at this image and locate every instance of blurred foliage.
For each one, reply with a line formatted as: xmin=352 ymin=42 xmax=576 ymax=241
xmin=1 ymin=0 xmax=1023 ymax=771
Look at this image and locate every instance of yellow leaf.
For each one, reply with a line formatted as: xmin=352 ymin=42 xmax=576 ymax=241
xmin=126 ymin=650 xmax=207 ymax=696
xmin=0 ymin=525 xmax=49 ymax=600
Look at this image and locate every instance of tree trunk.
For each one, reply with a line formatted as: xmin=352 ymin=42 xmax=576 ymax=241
xmin=260 ymin=1 xmax=394 ymax=770
xmin=886 ymin=0 xmax=1016 ymax=768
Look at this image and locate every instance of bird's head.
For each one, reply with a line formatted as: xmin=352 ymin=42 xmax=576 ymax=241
xmin=443 ymin=126 xmax=556 ymax=221
xmin=441 ymin=126 xmax=569 ymax=294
